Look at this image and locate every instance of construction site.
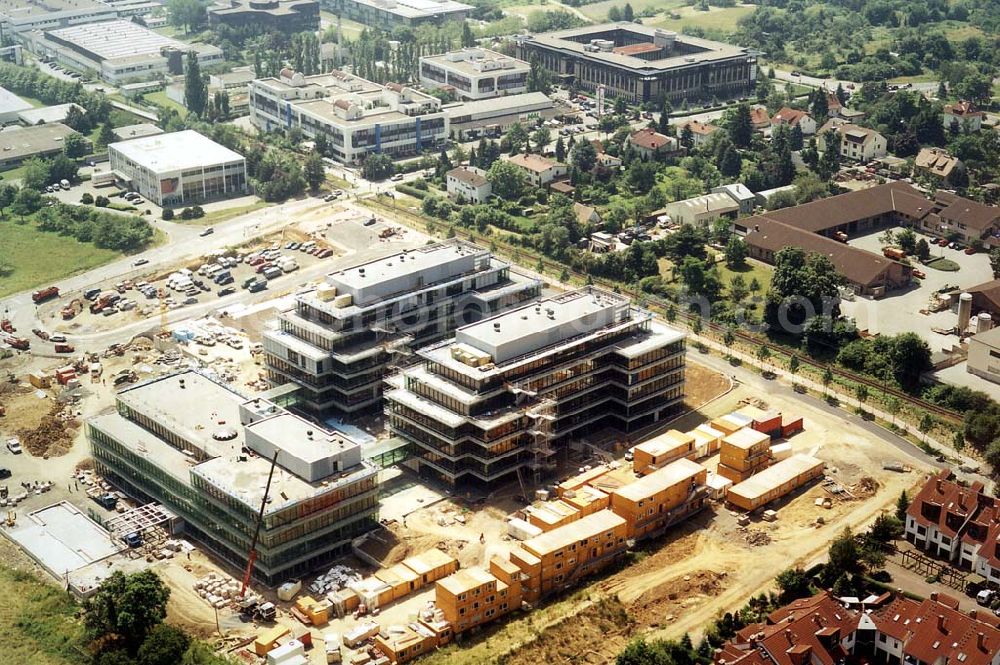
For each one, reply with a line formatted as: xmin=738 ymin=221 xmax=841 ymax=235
xmin=0 ymin=203 xmax=938 ymax=665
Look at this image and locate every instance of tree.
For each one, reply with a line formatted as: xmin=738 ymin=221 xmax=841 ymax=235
xmin=554 ymin=137 xmax=566 ymax=163
xmin=663 ymin=224 xmax=707 ymax=262
xmin=83 ymin=570 xmax=170 ymax=652
xmin=775 ymin=567 xmax=812 ymax=604
xmin=303 ymin=152 xmax=325 ymax=192
xmin=810 ymin=89 xmax=829 ymax=120
xmin=990 ymin=248 xmax=1000 ymax=278
xmin=166 ymin=0 xmax=206 ymax=32
xmin=505 ymin=122 xmax=529 ymax=154
xmin=916 ymin=238 xmax=931 ymax=262
xmin=570 ymin=140 xmax=597 ymax=172
xmin=730 ymin=103 xmax=753 ymax=148
xmin=626 ymin=161 xmax=657 ymax=192
xmin=679 ymin=124 xmax=694 ymax=150
xmin=137 ymin=624 xmax=191 ymax=665
xmin=789 ymin=123 xmax=804 ymax=151
xmin=822 ymin=367 xmax=833 ymax=396
xmin=531 ymin=126 xmax=551 ymax=154
xmin=607 ymin=6 xmax=622 ymax=21
xmin=886 ymin=396 xmax=901 ymax=426
xmin=49 ymin=154 xmax=78 ymax=184
xmin=361 ymin=153 xmax=394 ymax=181
xmin=526 ymin=56 xmax=551 ymax=95
xmin=756 ymin=344 xmax=771 ymax=368
xmin=729 ymin=274 xmax=748 ymax=302
xmin=486 ymin=160 xmax=526 ymax=200
xmin=855 ymin=384 xmax=868 ymax=407
xmin=11 ymin=187 xmax=42 ymax=220
xmin=64 ymin=104 xmax=90 ymax=132
xmin=724 ymin=236 xmax=747 ymax=268
xmin=461 ymin=21 xmax=475 ymax=48
xmin=818 ymin=130 xmax=841 ymax=179
xmin=97 ymin=121 xmax=115 ymax=149
xmin=0 ymin=183 xmax=15 ymax=218
xmin=184 ymin=52 xmax=208 ymax=117
xmin=955 ymin=72 xmax=991 ymax=105
xmin=718 ymin=145 xmax=742 ymax=177
xmin=63 ymin=132 xmax=88 ymax=158
xmin=826 ymin=527 xmax=863 ymax=582
xmin=723 ymin=328 xmax=735 ymax=357
xmin=919 ymin=413 xmax=934 ymax=442
xmin=890 ymin=333 xmax=932 ymax=391
xmin=895 ymin=490 xmax=909 ymax=522
xmin=897 ymin=228 xmax=917 ymax=255
xmin=622 ymin=2 xmax=634 ymax=21
xmin=20 ymin=158 xmax=50 ymax=191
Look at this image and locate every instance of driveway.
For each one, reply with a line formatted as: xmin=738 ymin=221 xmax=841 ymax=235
xmin=840 ymin=230 xmax=993 ymax=352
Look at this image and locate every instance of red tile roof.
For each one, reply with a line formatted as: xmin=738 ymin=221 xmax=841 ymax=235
xmin=629 ymin=127 xmax=674 ymax=151
xmin=945 ymin=101 xmax=984 ymax=118
xmin=906 ymin=469 xmax=986 ymax=537
xmin=772 ymin=107 xmax=812 ymax=126
xmin=749 ymin=107 xmax=770 ymax=127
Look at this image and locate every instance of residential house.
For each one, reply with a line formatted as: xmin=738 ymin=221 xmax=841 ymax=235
xmin=817 ymin=118 xmax=887 ymax=162
xmin=914 ymin=147 xmax=964 ymax=185
xmin=838 ymin=107 xmax=866 ymax=123
xmin=968 ymin=326 xmax=1000 ymax=391
xmin=591 ymin=139 xmax=622 ymax=169
xmin=749 ymin=106 xmax=770 ymax=131
xmin=712 ymin=183 xmax=756 ymax=215
xmin=589 ymin=231 xmax=616 ymax=253
xmin=446 ymin=166 xmax=491 ymax=203
xmin=943 ymin=101 xmax=984 ymax=132
xmin=574 ymin=202 xmax=600 ymax=227
xmin=824 ymin=91 xmax=842 ymax=117
xmin=677 ymin=120 xmax=720 ymax=147
xmin=506 ymin=153 xmax=568 ymax=187
xmin=628 ymin=127 xmax=680 ymax=159
xmin=771 ymin=107 xmax=816 ymax=135
xmin=656 ymin=191 xmax=741 ymax=226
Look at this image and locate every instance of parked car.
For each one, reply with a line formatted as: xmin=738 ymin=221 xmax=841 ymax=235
xmin=122 ymin=532 xmax=143 ymax=548
xmin=363 ymin=218 xmax=377 ymax=226
xmin=0 ymin=468 xmax=10 ymax=480
xmin=133 ymin=258 xmax=149 ymax=266
xmin=183 ymin=296 xmax=198 ymax=305
xmin=316 ymin=248 xmax=334 ymax=259
xmin=285 ymin=241 xmax=296 ymax=249
xmin=218 ymin=286 xmax=236 ymax=297
xmin=390 ymin=173 xmax=404 ymax=181
xmin=7 ymin=438 xmax=22 ymax=454
xmin=199 ymin=227 xmax=215 ymax=237
xmin=965 ymin=247 xmax=977 ymax=255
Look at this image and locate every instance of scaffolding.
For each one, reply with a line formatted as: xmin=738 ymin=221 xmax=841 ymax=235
xmin=104 ymin=503 xmax=180 ymax=547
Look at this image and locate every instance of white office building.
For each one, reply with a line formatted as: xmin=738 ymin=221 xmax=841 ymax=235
xmin=250 ymin=69 xmax=448 ymax=164
xmin=108 ymin=130 xmax=247 ymax=207
xmin=420 ymin=48 xmax=530 ymax=101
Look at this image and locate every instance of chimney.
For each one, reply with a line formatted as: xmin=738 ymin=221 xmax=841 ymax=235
xmin=937 ymin=614 xmax=946 ymax=633
xmin=977 ymin=632 xmax=986 ymax=651
xmin=179 ymin=378 xmax=185 ymax=389
xmin=930 ymin=592 xmax=938 ymax=601
xmin=494 ymin=322 xmax=500 ymax=332
xmin=936 ymin=478 xmax=943 ymax=493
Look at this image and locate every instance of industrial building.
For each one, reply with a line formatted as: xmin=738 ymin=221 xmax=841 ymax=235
xmin=263 ymin=239 xmax=541 ymax=415
xmin=419 ymin=48 xmax=530 ymax=101
xmin=21 ymin=20 xmax=223 ymax=83
xmin=0 ymin=86 xmax=32 ymax=124
xmin=0 ymin=0 xmax=117 ymax=34
xmin=725 ymin=453 xmax=825 ymax=511
xmin=87 ymin=371 xmax=380 ymax=585
xmin=249 ymin=69 xmax=449 ymax=164
xmin=0 ymin=123 xmax=81 ymax=168
xmin=208 ymin=0 xmax=319 ymax=33
xmin=385 ymin=287 xmax=686 ymax=488
xmin=515 ymin=23 xmax=756 ymax=104
xmin=442 ymin=91 xmax=556 ymax=141
xmin=107 ymin=130 xmax=247 ymax=207
xmin=322 ymin=0 xmax=471 ymax=30
xmin=17 ymin=102 xmax=83 ymax=126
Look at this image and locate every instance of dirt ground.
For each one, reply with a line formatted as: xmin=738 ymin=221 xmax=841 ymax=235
xmin=682 ymin=363 xmax=732 ymax=410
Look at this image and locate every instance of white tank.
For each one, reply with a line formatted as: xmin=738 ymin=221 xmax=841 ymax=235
xmin=977 ymin=312 xmax=993 ymax=334
xmin=958 ymin=292 xmax=973 ymax=331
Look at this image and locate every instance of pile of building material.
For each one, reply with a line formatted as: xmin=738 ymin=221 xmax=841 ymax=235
xmin=309 ymin=564 xmax=363 ymax=596
xmin=194 ymin=572 xmax=242 ymax=609
xmin=740 ymin=527 xmax=772 ymax=547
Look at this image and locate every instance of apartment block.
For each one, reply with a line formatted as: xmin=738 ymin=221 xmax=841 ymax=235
xmin=511 ymin=509 xmax=628 ymax=602
xmin=87 ymin=371 xmax=379 ymax=585
xmin=419 ymin=48 xmax=529 ymax=101
xmin=385 ymin=287 xmax=686 ymax=488
xmin=435 ymin=562 xmax=519 ymax=634
xmin=609 ymin=458 xmax=708 ymax=540
xmin=249 ymin=69 xmax=449 ymax=164
xmin=264 ymin=239 xmax=540 ymax=415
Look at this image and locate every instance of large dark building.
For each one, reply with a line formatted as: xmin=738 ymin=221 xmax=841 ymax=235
xmin=515 ymin=22 xmax=756 ymax=104
xmin=208 ymin=0 xmax=320 ymax=33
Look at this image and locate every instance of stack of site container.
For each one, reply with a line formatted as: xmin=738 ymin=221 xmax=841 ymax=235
xmin=716 ymin=427 xmax=773 ymax=483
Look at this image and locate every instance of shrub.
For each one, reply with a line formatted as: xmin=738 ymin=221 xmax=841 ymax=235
xmin=94 ymin=195 xmax=109 ymax=207
xmin=80 ymin=192 xmax=94 ymax=204
xmin=162 ymin=208 xmax=174 ymax=221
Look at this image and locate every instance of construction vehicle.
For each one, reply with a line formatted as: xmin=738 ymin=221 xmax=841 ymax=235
xmin=240 ymin=451 xmax=279 ymax=599
xmin=32 ymin=329 xmax=50 ymax=341
xmin=238 ymin=597 xmax=277 ymax=622
xmin=0 ymin=333 xmax=29 ymax=351
xmin=54 ymin=343 xmax=75 ymax=354
xmin=113 ymin=369 xmax=138 ymax=386
xmin=32 ymin=286 xmax=59 ymax=304
xmin=883 ymin=247 xmax=906 ymax=260
xmin=0 ymin=319 xmax=14 ymax=333
xmin=90 ymin=491 xmax=118 ymax=510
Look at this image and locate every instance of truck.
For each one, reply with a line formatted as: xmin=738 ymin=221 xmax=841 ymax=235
xmin=0 ymin=333 xmax=29 ymax=350
xmin=91 ymin=492 xmax=118 ymax=510
xmin=882 ymin=247 xmax=906 ymax=260
xmin=54 ymin=343 xmax=75 ymax=353
xmin=32 ymin=286 xmax=60 ymax=304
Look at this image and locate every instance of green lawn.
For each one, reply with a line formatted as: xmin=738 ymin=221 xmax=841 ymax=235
xmin=581 ymin=0 xmax=684 ymax=21
xmin=925 ymin=257 xmax=960 ymax=272
xmin=187 ymin=201 xmax=272 ymax=226
xmin=142 ymin=90 xmax=187 ymax=115
xmin=717 ymin=256 xmax=773 ymax=294
xmin=319 ymin=12 xmax=368 ymax=41
xmin=648 ymin=5 xmax=755 ymax=34
xmin=0 ymin=565 xmax=85 ymax=665
xmin=0 ymin=163 xmax=34 ymax=184
xmin=0 ymin=218 xmax=121 ymax=298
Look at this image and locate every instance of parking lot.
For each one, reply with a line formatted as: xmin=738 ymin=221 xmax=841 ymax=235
xmin=840 ymin=229 xmax=993 ymax=351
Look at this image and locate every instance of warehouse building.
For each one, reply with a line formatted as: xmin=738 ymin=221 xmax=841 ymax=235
xmin=208 ymin=0 xmax=319 ymax=33
xmin=419 ymin=48 xmax=529 ymax=101
xmin=323 ymin=0 xmax=471 ymax=30
xmin=515 ymin=23 xmax=756 ymax=103
xmin=443 ymin=91 xmax=556 ymax=141
xmin=726 ymin=453 xmax=825 ymax=511
xmin=0 ymin=86 xmax=32 ymax=124
xmin=108 ymin=129 xmax=247 ymax=206
xmin=385 ymin=287 xmax=686 ymax=488
xmin=0 ymin=0 xmax=116 ymax=34
xmin=264 ymin=239 xmax=541 ymax=415
xmin=250 ymin=69 xmax=449 ymax=164
xmin=87 ymin=371 xmax=380 ymax=585
xmin=21 ymin=20 xmax=223 ymax=83
xmin=0 ymin=122 xmax=81 ymax=168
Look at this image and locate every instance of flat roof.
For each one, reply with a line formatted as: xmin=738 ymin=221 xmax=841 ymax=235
xmin=47 ymin=20 xmax=192 ymax=62
xmin=437 ymin=567 xmax=496 ymax=595
xmin=0 ymin=86 xmax=32 ymax=115
xmin=728 ymin=454 xmax=824 ymax=502
xmin=521 ymin=509 xmax=625 ymax=556
xmin=613 ymin=458 xmax=704 ymax=503
xmin=0 ymin=123 xmax=77 ymax=161
xmin=5 ymin=502 xmax=123 ymax=578
xmin=520 ymin=22 xmax=750 ymax=73
xmin=17 ymin=102 xmax=82 ymax=125
xmin=245 ymin=412 xmax=357 ymax=464
xmin=444 ymin=91 xmax=554 ymax=119
xmin=403 ymin=548 xmax=456 ymax=575
xmin=722 ymin=427 xmax=771 ymax=450
xmin=634 ymin=429 xmax=694 ymax=456
xmin=111 ymin=122 xmax=164 ymax=141
xmin=454 ymin=287 xmax=627 ymax=363
xmin=109 ymin=130 xmax=244 ymax=173
xmin=0 ymin=0 xmax=110 ymax=19
xmin=342 ymin=0 xmax=471 ymax=20
xmin=421 ymin=48 xmax=529 ymax=76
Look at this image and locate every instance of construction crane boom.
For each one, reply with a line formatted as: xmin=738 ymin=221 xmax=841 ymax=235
xmin=240 ymin=450 xmax=280 ymax=598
